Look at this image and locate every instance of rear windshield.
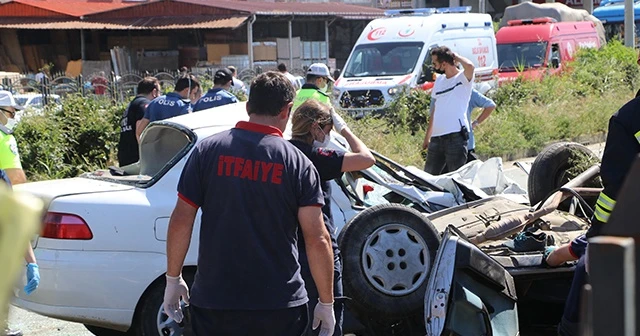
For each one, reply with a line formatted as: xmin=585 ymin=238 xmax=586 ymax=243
xmin=343 ymin=42 xmax=424 ymax=78
xmin=497 ymin=42 xmax=548 ymax=70
xmin=81 ymin=123 xmax=195 ymax=187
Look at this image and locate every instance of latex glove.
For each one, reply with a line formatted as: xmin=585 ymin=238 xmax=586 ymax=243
xmin=312 ymin=300 xmax=336 ymax=336
xmin=331 ymin=110 xmax=349 ymax=134
xmin=24 ymin=263 xmax=40 ymax=295
xmin=163 ymin=274 xmax=190 ymax=323
xmin=541 ymin=246 xmax=557 ymax=267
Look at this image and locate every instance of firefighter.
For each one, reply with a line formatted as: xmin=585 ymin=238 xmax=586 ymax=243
xmin=558 ymin=95 xmax=640 ymax=336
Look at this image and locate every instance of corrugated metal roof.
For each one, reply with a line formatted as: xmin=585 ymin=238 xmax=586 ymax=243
xmin=10 ymin=0 xmax=150 ymax=17
xmin=0 ymin=16 xmax=247 ymax=29
xmin=177 ymin=0 xmax=385 ymax=17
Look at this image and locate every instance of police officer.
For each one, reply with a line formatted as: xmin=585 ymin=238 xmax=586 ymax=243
xmin=136 ymin=75 xmax=200 ymax=141
xmin=117 ymin=77 xmax=160 ymax=166
xmin=557 ymin=95 xmax=640 ymax=336
xmin=163 ymin=72 xmax=336 ymax=336
xmin=292 ymin=63 xmax=333 ymax=112
xmin=0 ymin=91 xmax=26 ymax=185
xmin=0 ymin=91 xmax=40 ymax=336
xmin=192 ymin=68 xmax=238 ymax=112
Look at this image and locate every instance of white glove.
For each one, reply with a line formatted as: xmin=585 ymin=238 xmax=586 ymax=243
xmin=163 ymin=274 xmax=190 ymax=323
xmin=312 ymin=300 xmax=336 ymax=336
xmin=331 ymin=110 xmax=349 ymax=134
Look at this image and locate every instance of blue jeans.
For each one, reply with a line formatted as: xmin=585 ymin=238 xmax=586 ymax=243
xmin=558 ymin=256 xmax=588 ymax=336
xmin=424 ymin=132 xmax=468 ymax=175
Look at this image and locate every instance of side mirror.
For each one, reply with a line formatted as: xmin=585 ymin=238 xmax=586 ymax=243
xmin=551 ymin=57 xmax=560 ymax=68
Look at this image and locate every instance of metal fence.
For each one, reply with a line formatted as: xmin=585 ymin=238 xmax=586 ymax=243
xmin=0 ymin=66 xmax=310 ymax=104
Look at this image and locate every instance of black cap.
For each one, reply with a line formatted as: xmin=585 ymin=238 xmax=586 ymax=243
xmin=214 ymin=68 xmax=234 ymax=86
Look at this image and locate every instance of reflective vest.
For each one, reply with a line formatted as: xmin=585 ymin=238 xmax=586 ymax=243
xmin=593 ymin=97 xmax=640 ymax=227
xmin=292 ymin=86 xmax=331 ymax=113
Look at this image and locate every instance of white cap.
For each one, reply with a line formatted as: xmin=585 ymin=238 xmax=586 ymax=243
xmin=0 ymin=90 xmax=23 ymax=110
xmin=307 ymin=63 xmax=334 ymax=82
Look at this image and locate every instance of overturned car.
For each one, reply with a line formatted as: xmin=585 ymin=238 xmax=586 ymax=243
xmin=11 ymin=102 xmax=598 ymax=335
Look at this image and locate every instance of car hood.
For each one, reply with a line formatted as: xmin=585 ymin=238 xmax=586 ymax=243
xmin=14 ymin=177 xmax=135 ymax=205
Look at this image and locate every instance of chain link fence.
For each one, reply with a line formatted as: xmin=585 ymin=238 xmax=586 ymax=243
xmin=0 ymin=65 xmax=309 ymax=105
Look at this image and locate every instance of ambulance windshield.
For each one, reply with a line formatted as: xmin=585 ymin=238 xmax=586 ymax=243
xmin=497 ymin=42 xmax=547 ymax=70
xmin=342 ymin=42 xmax=424 ymax=78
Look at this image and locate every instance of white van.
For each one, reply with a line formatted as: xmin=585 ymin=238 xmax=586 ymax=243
xmin=333 ymin=7 xmax=498 ymax=116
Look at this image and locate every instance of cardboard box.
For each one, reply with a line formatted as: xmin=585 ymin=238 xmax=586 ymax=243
xmin=230 ymin=43 xmax=248 ymax=54
xmin=253 ymin=44 xmax=277 ymax=61
xmin=206 ymin=44 xmax=231 ymax=63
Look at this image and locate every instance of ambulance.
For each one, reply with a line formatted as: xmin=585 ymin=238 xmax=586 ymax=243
xmin=332 ymin=7 xmax=498 ymax=116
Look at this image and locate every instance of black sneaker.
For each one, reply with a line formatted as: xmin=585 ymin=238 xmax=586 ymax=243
xmin=505 ymin=231 xmax=547 ymax=252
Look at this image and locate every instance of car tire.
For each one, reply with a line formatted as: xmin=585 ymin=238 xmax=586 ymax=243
xmin=84 ymin=325 xmax=132 ymax=336
xmin=528 ymin=142 xmax=600 ymax=208
xmin=132 ymin=270 xmax=195 ymax=336
xmin=338 ymin=203 xmax=440 ymax=319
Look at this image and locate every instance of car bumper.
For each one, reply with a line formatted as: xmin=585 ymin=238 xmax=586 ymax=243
xmin=12 ymin=248 xmax=167 ymax=331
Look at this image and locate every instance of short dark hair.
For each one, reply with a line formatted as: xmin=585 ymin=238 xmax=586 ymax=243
xmin=137 ymin=76 xmax=159 ymax=95
xmin=175 ymin=75 xmax=200 ymax=92
xmin=247 ymin=72 xmax=295 ymax=117
xmin=277 ymin=63 xmax=287 ymax=72
xmin=306 ymin=74 xmax=323 ymax=83
xmin=227 ymin=65 xmax=237 ymax=75
xmin=430 ymin=46 xmax=455 ymax=65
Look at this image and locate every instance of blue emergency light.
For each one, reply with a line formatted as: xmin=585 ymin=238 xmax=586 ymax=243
xmin=384 ymin=8 xmax=437 ymax=16
xmin=436 ymin=6 xmax=472 ymax=13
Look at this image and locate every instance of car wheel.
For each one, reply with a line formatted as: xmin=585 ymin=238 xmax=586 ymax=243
xmin=84 ymin=325 xmax=132 ymax=336
xmin=133 ymin=271 xmax=195 ymax=336
xmin=527 ymin=142 xmax=600 ymax=208
xmin=338 ymin=203 xmax=440 ymax=319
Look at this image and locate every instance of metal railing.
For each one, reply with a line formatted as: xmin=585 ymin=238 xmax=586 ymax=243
xmin=0 ymin=66 xmax=310 ymax=104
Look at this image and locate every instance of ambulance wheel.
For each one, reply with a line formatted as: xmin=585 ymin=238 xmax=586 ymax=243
xmin=528 ymin=141 xmax=600 ymax=209
xmin=338 ymin=203 xmax=440 ymax=319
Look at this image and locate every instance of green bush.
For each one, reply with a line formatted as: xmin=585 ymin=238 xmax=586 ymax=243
xmin=383 ymin=88 xmax=431 ymax=135
xmin=14 ymin=94 xmax=125 ymax=181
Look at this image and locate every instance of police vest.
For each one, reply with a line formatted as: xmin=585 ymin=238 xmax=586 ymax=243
xmin=292 ymin=88 xmax=331 ymax=112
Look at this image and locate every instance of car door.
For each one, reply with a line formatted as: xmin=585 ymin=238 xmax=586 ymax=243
xmin=424 ymin=226 xmax=519 ymax=336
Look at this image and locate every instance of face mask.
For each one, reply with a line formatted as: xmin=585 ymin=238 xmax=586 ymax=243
xmin=433 ymin=65 xmax=445 ymax=75
xmin=312 ymin=125 xmax=330 ymax=148
xmin=5 ymin=118 xmax=16 ymax=130
xmin=319 ymin=82 xmax=328 ymax=93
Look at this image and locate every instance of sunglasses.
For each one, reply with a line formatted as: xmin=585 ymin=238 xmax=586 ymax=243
xmin=0 ymin=108 xmax=15 ymax=118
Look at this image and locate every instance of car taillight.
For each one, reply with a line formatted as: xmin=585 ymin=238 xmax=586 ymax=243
xmin=42 ymin=212 xmax=93 ymax=240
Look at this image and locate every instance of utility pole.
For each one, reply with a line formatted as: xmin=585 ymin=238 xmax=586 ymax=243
xmin=625 ymin=0 xmax=635 ymax=48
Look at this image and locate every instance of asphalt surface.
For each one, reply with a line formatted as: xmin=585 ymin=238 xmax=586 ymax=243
xmin=7 ymin=142 xmax=606 ymax=335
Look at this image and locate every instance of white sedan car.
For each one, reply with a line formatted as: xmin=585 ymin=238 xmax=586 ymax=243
xmin=14 ymin=102 xmax=563 ymax=336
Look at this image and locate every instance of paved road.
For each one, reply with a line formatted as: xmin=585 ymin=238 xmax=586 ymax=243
xmin=7 ymin=142 xmax=606 ymax=335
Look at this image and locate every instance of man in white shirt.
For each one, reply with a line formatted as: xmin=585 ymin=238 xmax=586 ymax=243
xmin=227 ymin=66 xmax=247 ymax=95
xmin=278 ymin=63 xmax=300 ymax=91
xmin=422 ymin=46 xmax=475 ymax=175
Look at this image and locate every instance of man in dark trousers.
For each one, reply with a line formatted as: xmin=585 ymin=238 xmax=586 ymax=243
xmin=117 ymin=77 xmax=160 ymax=166
xmin=192 ymin=68 xmax=237 ymax=112
xmin=557 ymin=95 xmax=640 ymax=336
xmin=162 ymin=72 xmax=336 ymax=336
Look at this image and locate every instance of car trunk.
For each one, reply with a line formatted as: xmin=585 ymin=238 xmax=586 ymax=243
xmin=14 ymin=178 xmax=135 ymax=247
